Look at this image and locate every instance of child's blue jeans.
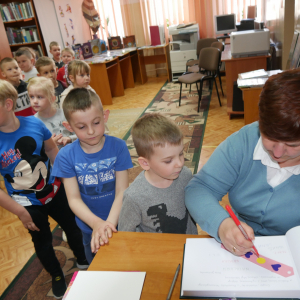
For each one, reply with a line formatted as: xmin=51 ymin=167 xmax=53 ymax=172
xmin=82 ymin=231 xmax=96 ymax=264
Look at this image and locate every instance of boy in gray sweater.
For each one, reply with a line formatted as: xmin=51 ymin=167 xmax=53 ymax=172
xmin=119 ymin=113 xmax=197 ymax=234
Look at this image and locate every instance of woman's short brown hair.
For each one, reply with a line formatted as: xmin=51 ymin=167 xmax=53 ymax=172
xmin=259 ymin=69 xmax=300 ymax=142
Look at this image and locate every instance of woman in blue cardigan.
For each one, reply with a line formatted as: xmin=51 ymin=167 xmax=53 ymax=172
xmin=185 ymin=68 xmax=300 ymax=256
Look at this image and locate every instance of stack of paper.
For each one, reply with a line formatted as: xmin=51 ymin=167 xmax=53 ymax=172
xmin=237 ymin=77 xmax=268 ymax=88
xmin=238 ymin=69 xmax=283 ymax=88
xmin=238 ymin=69 xmax=268 ymax=80
xmin=63 ymin=271 xmax=146 ymax=300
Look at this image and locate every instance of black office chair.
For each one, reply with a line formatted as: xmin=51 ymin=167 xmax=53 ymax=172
xmin=178 ymin=47 xmax=222 ymax=112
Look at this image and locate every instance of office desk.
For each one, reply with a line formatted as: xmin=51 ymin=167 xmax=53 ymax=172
xmin=221 ymin=44 xmax=269 ymax=119
xmin=89 ymin=45 xmax=171 ymax=105
xmin=89 ymin=57 xmax=125 ymax=105
xmin=241 ymin=86 xmax=262 ymax=125
xmin=88 ymin=231 xmax=208 ymax=300
xmin=137 ymin=44 xmax=172 ymax=84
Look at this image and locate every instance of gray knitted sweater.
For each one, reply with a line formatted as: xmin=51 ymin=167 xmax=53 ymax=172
xmin=119 ymin=166 xmax=197 ymax=234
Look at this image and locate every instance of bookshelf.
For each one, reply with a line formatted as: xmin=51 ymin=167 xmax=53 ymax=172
xmin=0 ymin=0 xmax=46 ymax=58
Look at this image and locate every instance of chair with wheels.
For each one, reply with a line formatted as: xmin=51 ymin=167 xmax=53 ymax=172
xmin=178 ymin=47 xmax=222 ymax=112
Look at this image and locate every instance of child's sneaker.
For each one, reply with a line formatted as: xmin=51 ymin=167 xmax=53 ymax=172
xmin=76 ymin=258 xmax=89 ymax=270
xmin=52 ymin=272 xmax=67 ymax=299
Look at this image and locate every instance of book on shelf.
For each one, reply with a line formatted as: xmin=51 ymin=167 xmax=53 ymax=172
xmin=6 ymin=27 xmax=23 ymax=44
xmin=3 ymin=4 xmax=14 ymax=21
xmin=32 ymin=29 xmax=39 ymax=41
xmin=29 ymin=2 xmax=34 ymax=17
xmin=21 ymin=28 xmax=27 ymax=42
xmin=9 ymin=3 xmax=20 ymax=20
xmin=14 ymin=3 xmax=22 ymax=19
xmin=21 ymin=3 xmax=28 ymax=18
xmin=25 ymin=30 xmax=32 ymax=42
xmin=16 ymin=3 xmax=24 ymax=19
xmin=62 ymin=271 xmax=146 ymax=300
xmin=181 ymin=225 xmax=300 ymax=299
xmin=37 ymin=44 xmax=43 ymax=57
xmin=0 ymin=5 xmax=7 ymax=21
xmin=20 ymin=25 xmax=38 ymax=42
xmin=6 ymin=30 xmax=13 ymax=44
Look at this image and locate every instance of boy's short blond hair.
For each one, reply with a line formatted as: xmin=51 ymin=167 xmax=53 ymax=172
xmin=27 ymin=77 xmax=55 ymax=106
xmin=0 ymin=79 xmax=18 ymax=108
xmin=63 ymin=88 xmax=102 ymax=122
xmin=15 ymin=48 xmax=32 ymax=59
xmin=62 ymin=47 xmax=75 ymax=56
xmin=49 ymin=41 xmax=60 ymax=50
xmin=35 ymin=56 xmax=55 ymax=73
xmin=0 ymin=57 xmax=17 ymax=71
xmin=132 ymin=113 xmax=183 ymax=159
xmin=68 ymin=59 xmax=90 ymax=79
xmin=18 ymin=47 xmax=36 ymax=60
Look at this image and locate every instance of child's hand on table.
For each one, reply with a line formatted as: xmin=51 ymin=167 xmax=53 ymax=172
xmin=91 ymin=219 xmax=117 ymax=253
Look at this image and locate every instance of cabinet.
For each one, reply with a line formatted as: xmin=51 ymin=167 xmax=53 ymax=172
xmin=0 ymin=0 xmax=46 ymax=58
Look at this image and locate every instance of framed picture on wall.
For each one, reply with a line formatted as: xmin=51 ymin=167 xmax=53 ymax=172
xmin=290 ymin=31 xmax=300 ymax=69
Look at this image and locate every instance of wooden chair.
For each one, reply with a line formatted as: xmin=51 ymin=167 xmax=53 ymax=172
xmin=178 ymin=47 xmax=222 ymax=112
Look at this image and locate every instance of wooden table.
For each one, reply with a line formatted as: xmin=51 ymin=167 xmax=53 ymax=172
xmin=88 ymin=231 xmax=208 ymax=299
xmin=221 ymin=44 xmax=269 ymax=119
xmin=137 ymin=44 xmax=172 ymax=84
xmin=89 ymin=57 xmax=125 ymax=105
xmin=241 ymin=86 xmax=263 ymax=125
xmin=89 ymin=45 xmax=172 ymax=105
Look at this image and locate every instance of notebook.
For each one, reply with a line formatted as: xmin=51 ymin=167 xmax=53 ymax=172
xmin=64 ymin=271 xmax=146 ymax=300
xmin=181 ymin=226 xmax=300 ymax=299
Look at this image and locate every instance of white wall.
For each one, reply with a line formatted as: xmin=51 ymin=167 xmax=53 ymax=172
xmin=34 ymin=0 xmax=92 ymax=56
xmin=33 ymin=0 xmax=64 ymax=56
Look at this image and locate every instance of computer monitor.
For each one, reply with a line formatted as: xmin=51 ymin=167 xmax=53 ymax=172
xmin=214 ymin=13 xmax=236 ymax=36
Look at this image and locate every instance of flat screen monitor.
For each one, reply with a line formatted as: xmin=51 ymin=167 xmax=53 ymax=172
xmin=214 ymin=13 xmax=236 ymax=35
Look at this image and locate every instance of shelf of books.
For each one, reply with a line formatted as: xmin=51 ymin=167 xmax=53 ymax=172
xmin=0 ymin=0 xmax=46 ymax=58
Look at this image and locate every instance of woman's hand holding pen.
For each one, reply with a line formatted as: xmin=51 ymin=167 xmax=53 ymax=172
xmin=91 ymin=218 xmax=117 ymax=253
xmin=218 ymin=218 xmax=254 ymax=256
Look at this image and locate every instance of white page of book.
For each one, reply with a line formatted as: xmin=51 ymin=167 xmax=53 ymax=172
xmin=240 ymin=69 xmax=268 ymax=79
xmin=181 ymin=237 xmax=300 ymax=298
xmin=286 ymin=226 xmax=300 ymax=276
xmin=65 ymin=271 xmax=146 ymax=300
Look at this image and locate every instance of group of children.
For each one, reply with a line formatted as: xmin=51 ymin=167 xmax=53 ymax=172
xmin=0 ymin=41 xmax=197 ymax=299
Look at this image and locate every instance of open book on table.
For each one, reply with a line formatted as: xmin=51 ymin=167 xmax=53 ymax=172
xmin=181 ymin=226 xmax=300 ymax=299
xmin=238 ymin=69 xmax=268 ymax=80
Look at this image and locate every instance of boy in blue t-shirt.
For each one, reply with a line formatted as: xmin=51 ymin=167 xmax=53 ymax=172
xmin=0 ymin=80 xmax=88 ymax=299
xmin=52 ymin=88 xmax=133 ymax=263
